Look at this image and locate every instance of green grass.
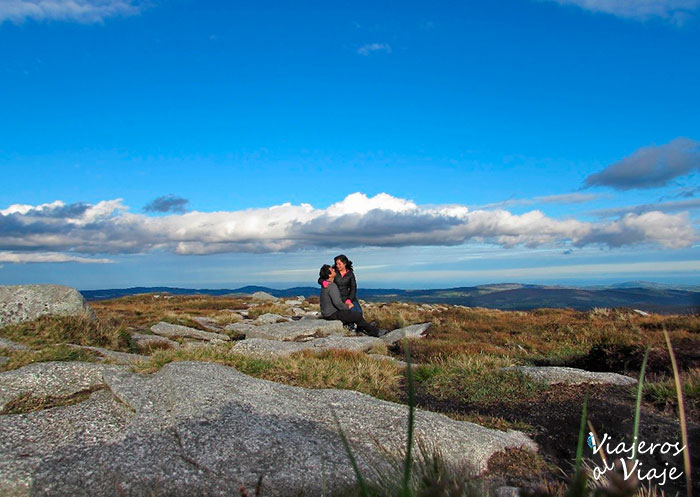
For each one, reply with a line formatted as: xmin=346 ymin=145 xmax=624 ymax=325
xmin=414 ymin=354 xmax=548 ymax=405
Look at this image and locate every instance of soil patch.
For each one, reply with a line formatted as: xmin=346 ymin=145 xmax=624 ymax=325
xmin=403 ymin=381 xmax=699 ymax=496
xmin=534 ymin=340 xmax=700 ymax=375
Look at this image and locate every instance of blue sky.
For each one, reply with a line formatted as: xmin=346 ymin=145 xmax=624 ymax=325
xmin=1 ymin=0 xmax=699 ymax=290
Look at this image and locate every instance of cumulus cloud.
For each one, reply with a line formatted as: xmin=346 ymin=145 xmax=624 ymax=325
xmin=0 ymin=193 xmax=696 ymax=262
xmin=0 ymin=0 xmax=143 ymax=24
xmin=144 ymin=194 xmax=190 ymax=214
xmin=0 ymin=251 xmax=113 ymax=263
xmin=357 ymin=43 xmax=392 ymax=56
xmin=544 ymin=0 xmax=700 ymax=23
xmin=590 ymin=198 xmax=700 ymax=217
xmin=584 ymin=138 xmax=700 ymax=190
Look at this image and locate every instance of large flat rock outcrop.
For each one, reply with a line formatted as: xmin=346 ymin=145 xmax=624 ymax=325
xmin=151 ymin=321 xmax=230 ymax=342
xmin=228 ymin=317 xmax=345 ymax=341
xmin=231 ymin=335 xmax=385 ymax=357
xmin=0 ymin=285 xmax=96 ymax=328
xmin=0 ymin=361 xmax=536 ymax=496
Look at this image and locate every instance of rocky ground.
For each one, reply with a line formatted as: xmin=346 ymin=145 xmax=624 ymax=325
xmin=0 ymin=286 xmax=697 ymax=496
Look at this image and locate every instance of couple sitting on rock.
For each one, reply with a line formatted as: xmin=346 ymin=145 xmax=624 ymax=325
xmin=318 ymin=255 xmax=386 ymax=337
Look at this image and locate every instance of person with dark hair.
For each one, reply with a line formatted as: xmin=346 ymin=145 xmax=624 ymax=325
xmin=318 ymin=264 xmax=385 ymax=337
xmin=333 ymin=254 xmax=363 ymax=315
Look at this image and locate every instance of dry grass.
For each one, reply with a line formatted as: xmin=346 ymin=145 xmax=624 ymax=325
xmin=247 ymin=302 xmax=295 ymax=319
xmin=0 ymin=315 xmax=131 ymax=351
xmin=365 ymin=303 xmax=697 ymax=365
xmin=0 ymin=344 xmax=98 ymax=372
xmin=0 ymin=386 xmax=103 ymax=415
xmin=89 ymin=294 xmax=254 ymax=328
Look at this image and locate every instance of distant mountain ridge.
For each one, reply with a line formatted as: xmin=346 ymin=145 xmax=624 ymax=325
xmin=81 ymin=283 xmax=700 ymax=314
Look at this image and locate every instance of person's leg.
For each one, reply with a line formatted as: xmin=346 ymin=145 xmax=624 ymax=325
xmin=332 ymin=309 xmax=380 ymax=336
xmin=350 ymin=299 xmax=363 ymax=315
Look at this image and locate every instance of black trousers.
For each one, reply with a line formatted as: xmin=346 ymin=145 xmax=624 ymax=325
xmin=326 ymin=310 xmax=378 ymax=336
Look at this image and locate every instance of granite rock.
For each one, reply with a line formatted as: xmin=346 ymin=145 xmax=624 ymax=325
xmin=0 ymin=337 xmax=29 ymax=351
xmin=502 ymin=366 xmax=637 ymax=386
xmin=229 ymin=318 xmax=345 ymax=341
xmin=250 ymin=291 xmax=279 ymax=302
xmin=382 ymin=323 xmax=432 ymax=345
xmin=151 ymin=321 xmax=230 ymax=342
xmin=0 ymin=361 xmax=126 ymax=412
xmin=0 ymin=361 xmax=537 ymax=496
xmin=0 ymin=285 xmax=96 ymax=328
xmin=231 ymin=335 xmax=385 ymax=357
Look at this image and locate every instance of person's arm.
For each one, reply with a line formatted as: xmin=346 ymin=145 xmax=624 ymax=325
xmin=329 ymin=284 xmax=346 ymax=311
xmin=346 ymin=271 xmax=357 ymax=303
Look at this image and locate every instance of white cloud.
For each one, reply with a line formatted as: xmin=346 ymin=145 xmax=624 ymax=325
xmin=544 ymin=0 xmax=700 ymax=23
xmin=0 ymin=251 xmax=113 ymax=263
xmin=0 ymin=0 xmax=143 ymax=24
xmin=357 ymin=43 xmax=392 ymax=56
xmin=0 ymin=193 xmax=696 ymax=260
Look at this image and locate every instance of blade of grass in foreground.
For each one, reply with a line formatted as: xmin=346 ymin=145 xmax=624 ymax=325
xmin=575 ymin=393 xmax=588 ymax=475
xmin=632 ymin=346 xmax=650 ymax=460
xmin=332 ymin=409 xmax=370 ymax=497
xmin=568 ymin=393 xmax=590 ymax=497
xmin=402 ymin=345 xmax=415 ymax=497
xmin=663 ymin=328 xmax=692 ymax=497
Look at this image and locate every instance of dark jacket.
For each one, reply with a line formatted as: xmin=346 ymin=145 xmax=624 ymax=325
xmin=319 ymin=282 xmax=346 ymax=318
xmin=334 ymin=270 xmax=357 ymax=303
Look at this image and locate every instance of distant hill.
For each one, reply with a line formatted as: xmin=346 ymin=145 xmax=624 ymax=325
xmin=80 ymin=282 xmax=700 ymax=314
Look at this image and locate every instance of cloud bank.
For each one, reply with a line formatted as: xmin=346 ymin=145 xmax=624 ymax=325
xmin=544 ymin=0 xmax=700 ymax=23
xmin=590 ymin=198 xmax=700 ymax=217
xmin=585 ymin=137 xmax=700 ymax=190
xmin=481 ymin=192 xmax=602 ymax=209
xmin=0 ymin=0 xmax=143 ymax=24
xmin=0 ymin=193 xmax=696 ymax=263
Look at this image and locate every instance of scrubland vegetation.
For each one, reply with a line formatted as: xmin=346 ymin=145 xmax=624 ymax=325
xmin=1 ymin=293 xmax=697 ymax=496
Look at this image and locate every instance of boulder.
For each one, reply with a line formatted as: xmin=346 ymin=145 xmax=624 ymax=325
xmin=191 ymin=316 xmax=224 ymax=332
xmin=0 ymin=337 xmax=29 ymax=351
xmin=254 ymin=313 xmax=292 ymax=325
xmin=130 ymin=332 xmax=180 ymax=350
xmin=0 ymin=285 xmax=96 ymax=328
xmin=228 ymin=318 xmax=345 ymax=342
xmin=382 ymin=323 xmax=432 ymax=345
xmin=250 ymin=291 xmax=278 ymax=302
xmin=502 ymin=366 xmax=637 ymax=386
xmin=0 ymin=361 xmax=536 ymax=496
xmin=151 ymin=322 xmax=230 ymax=342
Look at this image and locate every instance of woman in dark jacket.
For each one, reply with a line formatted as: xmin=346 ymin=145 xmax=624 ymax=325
xmin=333 ymin=254 xmax=362 ymax=315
